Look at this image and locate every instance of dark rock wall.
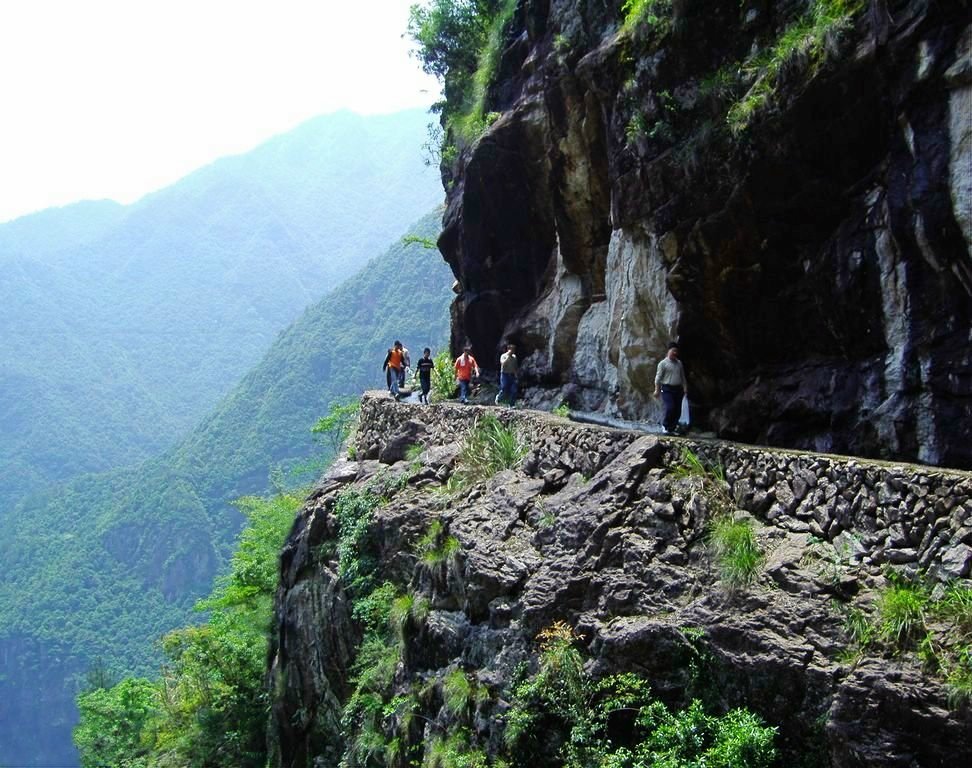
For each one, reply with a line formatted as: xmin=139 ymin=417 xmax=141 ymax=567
xmin=268 ymin=394 xmax=972 ymax=767
xmin=439 ymin=0 xmax=972 ymax=468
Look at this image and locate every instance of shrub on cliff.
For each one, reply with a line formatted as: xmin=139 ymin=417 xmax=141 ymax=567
xmin=504 ymin=622 xmax=778 ymax=767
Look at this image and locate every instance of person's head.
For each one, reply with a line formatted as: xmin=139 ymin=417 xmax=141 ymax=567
xmin=666 ymin=342 xmax=679 ymax=360
xmin=506 ymin=342 xmax=516 ymax=353
xmin=423 ymin=347 xmax=431 ymax=358
xmin=394 ymin=340 xmax=402 ymax=350
xmin=463 ymin=344 xmax=471 ymax=356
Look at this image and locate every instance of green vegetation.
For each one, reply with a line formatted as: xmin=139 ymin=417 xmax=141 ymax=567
xmin=672 ymin=447 xmax=734 ymax=517
xmin=431 ymin=349 xmax=457 ymax=401
xmin=450 ymin=413 xmax=528 ymax=490
xmin=408 ymin=0 xmax=517 ymax=162
xmin=725 ymin=0 xmax=863 ymax=134
xmin=708 ymin=515 xmax=764 ymax=590
xmin=73 ymin=491 xmax=302 ymax=768
xmin=504 ymin=622 xmax=778 ymax=767
xmin=312 ymin=398 xmax=361 ymax=456
xmin=620 ymin=0 xmax=673 ymax=35
xmin=840 ymin=575 xmax=972 ymax=706
xmin=1 ymin=211 xmax=454 ymax=767
xmin=443 ymin=668 xmax=482 ymax=718
xmin=876 ymin=575 xmax=930 ymax=648
xmin=670 ymin=449 xmax=762 ymax=590
xmin=418 ymin=518 xmax=462 ymax=568
xmin=552 ymin=402 xmax=571 ymax=418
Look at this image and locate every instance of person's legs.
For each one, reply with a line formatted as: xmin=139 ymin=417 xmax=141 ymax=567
xmin=508 ymin=377 xmax=518 ymax=407
xmin=661 ymin=386 xmax=681 ymax=432
xmin=497 ymin=373 xmax=510 ymax=405
xmin=390 ymin=369 xmax=400 ymax=399
xmin=459 ymin=378 xmax=469 ymax=403
xmin=421 ymin=377 xmax=430 ymax=404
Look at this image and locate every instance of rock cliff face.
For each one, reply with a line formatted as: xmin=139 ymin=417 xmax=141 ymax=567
xmin=438 ymin=0 xmax=972 ymax=469
xmin=268 ymin=394 xmax=972 ymax=767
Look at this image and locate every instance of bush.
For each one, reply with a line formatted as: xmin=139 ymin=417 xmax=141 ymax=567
xmin=431 ymin=349 xmax=456 ymax=401
xmin=505 ymin=621 xmax=777 ymax=767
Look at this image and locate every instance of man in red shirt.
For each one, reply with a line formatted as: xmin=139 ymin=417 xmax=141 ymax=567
xmin=453 ymin=345 xmax=480 ymax=404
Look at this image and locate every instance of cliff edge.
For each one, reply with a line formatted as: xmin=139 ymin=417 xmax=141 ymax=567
xmin=268 ymin=393 xmax=972 ymax=766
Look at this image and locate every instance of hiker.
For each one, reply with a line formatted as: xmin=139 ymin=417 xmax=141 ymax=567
xmin=653 ymin=341 xmax=688 ymax=434
xmin=382 ymin=340 xmax=406 ymax=401
xmin=453 ymin=345 xmax=480 ymax=404
xmin=399 ymin=344 xmax=411 ymax=389
xmin=415 ymin=347 xmax=435 ymax=404
xmin=495 ymin=342 xmax=519 ymax=407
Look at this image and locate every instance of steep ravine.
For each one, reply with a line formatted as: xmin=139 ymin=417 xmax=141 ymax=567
xmin=268 ymin=393 xmax=972 ymax=766
xmin=437 ymin=0 xmax=972 ymax=469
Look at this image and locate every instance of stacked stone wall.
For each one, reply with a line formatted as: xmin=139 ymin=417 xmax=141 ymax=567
xmin=355 ymin=392 xmax=972 ymax=582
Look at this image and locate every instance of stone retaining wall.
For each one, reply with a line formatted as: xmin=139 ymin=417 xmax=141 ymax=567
xmin=355 ymin=392 xmax=972 ymax=582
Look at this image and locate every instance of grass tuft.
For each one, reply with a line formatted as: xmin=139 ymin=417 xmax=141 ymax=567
xmin=708 ymin=515 xmax=763 ymax=590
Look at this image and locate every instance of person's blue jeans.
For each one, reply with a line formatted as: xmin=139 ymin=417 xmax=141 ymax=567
xmin=499 ymin=373 xmax=518 ymax=405
xmin=661 ymin=385 xmax=683 ymax=433
xmin=458 ymin=378 xmax=471 ymax=403
xmin=389 ymin=368 xmax=401 ymax=398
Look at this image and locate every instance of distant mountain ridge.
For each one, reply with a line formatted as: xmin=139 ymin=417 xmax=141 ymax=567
xmin=0 ymin=108 xmax=442 ymax=510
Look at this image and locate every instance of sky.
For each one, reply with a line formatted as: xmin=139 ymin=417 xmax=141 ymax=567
xmin=0 ymin=0 xmax=441 ymax=224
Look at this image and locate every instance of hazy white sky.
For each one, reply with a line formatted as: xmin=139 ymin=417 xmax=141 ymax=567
xmin=0 ymin=0 xmax=440 ymax=223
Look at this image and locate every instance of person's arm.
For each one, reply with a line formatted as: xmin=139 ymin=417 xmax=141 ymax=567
xmin=382 ymin=351 xmax=390 ymax=371
xmin=654 ymin=359 xmax=663 ymax=397
xmin=472 ymin=356 xmax=480 ymax=377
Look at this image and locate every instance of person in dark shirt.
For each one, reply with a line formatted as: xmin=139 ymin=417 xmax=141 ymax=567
xmin=415 ymin=347 xmax=435 ymax=404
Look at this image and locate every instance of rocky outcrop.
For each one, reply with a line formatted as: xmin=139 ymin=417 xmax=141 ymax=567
xmin=268 ymin=394 xmax=972 ymax=766
xmin=438 ymin=0 xmax=972 ymax=469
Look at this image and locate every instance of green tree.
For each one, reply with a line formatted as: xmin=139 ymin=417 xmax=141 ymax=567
xmin=74 ymin=677 xmax=158 ymax=768
xmin=73 ymin=491 xmax=302 ymax=768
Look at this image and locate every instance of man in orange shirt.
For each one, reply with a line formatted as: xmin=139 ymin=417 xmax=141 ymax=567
xmin=453 ymin=345 xmax=480 ymax=404
xmin=383 ymin=340 xmax=406 ymax=400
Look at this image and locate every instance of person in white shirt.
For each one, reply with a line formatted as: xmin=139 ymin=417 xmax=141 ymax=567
xmin=495 ymin=343 xmax=519 ymax=407
xmin=653 ymin=342 xmax=688 ymax=434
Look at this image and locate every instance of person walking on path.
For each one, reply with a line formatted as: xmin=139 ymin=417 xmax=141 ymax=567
xmin=653 ymin=341 xmax=688 ymax=434
xmin=495 ymin=342 xmax=519 ymax=407
xmin=399 ymin=345 xmax=411 ymax=389
xmin=415 ymin=347 xmax=435 ymax=404
xmin=453 ymin=345 xmax=480 ymax=404
xmin=383 ymin=340 xmax=406 ymax=401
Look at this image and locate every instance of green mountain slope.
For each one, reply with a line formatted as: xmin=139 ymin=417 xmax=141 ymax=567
xmin=0 ymin=108 xmax=441 ymax=511
xmin=0 ymin=211 xmax=453 ymax=768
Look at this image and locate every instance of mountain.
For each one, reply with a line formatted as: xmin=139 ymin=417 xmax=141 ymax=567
xmin=0 ymin=108 xmax=443 ymax=511
xmin=0 ymin=212 xmax=454 ymax=768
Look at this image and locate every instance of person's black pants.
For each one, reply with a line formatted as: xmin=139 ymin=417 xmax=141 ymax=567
xmin=661 ymin=385 xmax=683 ymax=433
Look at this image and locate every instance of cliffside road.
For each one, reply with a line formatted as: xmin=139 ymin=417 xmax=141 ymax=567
xmin=269 ymin=393 xmax=972 ymax=767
